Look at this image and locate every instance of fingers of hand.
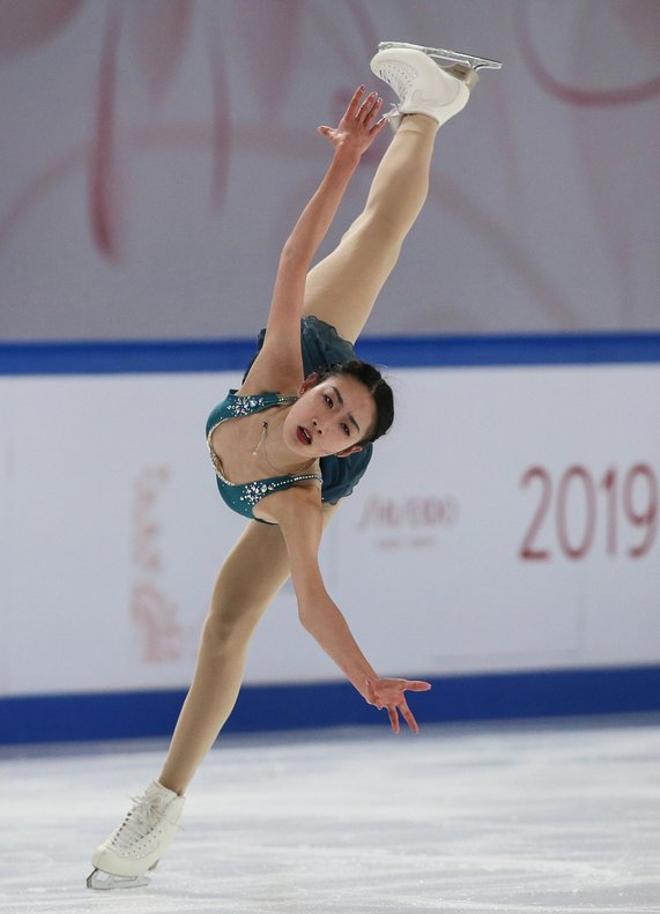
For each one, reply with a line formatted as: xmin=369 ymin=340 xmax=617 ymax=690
xmin=405 ymin=680 xmax=433 ymax=692
xmin=387 ymin=706 xmax=400 ymax=734
xmin=348 ymin=85 xmax=366 ymax=115
xmin=357 ymin=91 xmax=382 ymax=125
xmin=369 ymin=115 xmax=387 ymax=135
xmin=355 ymin=90 xmax=374 ymax=117
xmin=397 ymin=699 xmax=420 ymax=734
xmin=368 ymin=97 xmax=383 ymax=125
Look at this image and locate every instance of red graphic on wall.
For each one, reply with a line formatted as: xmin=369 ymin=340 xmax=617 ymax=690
xmin=515 ymin=1 xmax=660 ymax=107
xmin=130 ymin=465 xmax=182 ymax=662
xmin=3 ymin=0 xmax=658 ymax=336
xmin=0 ymin=0 xmax=575 ymax=328
xmin=519 ymin=462 xmax=658 ymax=562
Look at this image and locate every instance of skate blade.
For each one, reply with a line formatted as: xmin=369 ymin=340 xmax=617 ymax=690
xmin=377 ymin=41 xmax=502 ymax=71
xmin=86 ymin=861 xmax=158 ymax=891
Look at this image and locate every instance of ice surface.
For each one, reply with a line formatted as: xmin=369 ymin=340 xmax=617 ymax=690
xmin=1 ymin=717 xmax=659 ymax=913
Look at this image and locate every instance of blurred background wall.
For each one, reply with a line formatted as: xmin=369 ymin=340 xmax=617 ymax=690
xmin=1 ymin=0 xmax=659 ymax=743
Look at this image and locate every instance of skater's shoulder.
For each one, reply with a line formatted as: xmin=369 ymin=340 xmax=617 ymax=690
xmin=238 ymin=341 xmax=304 ymax=400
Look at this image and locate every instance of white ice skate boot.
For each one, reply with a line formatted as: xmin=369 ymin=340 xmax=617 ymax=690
xmin=370 ymin=41 xmax=501 ymax=132
xmin=87 ymin=780 xmax=185 ymax=890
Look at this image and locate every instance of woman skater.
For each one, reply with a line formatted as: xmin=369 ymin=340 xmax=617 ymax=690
xmin=88 ymin=43 xmax=491 ymax=889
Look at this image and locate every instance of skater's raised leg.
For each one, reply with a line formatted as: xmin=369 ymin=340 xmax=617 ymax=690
xmin=302 ymin=46 xmax=477 ymax=344
xmin=302 ymin=114 xmax=439 ymax=344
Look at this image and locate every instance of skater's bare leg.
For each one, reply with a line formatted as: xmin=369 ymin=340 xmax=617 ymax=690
xmin=301 ymin=114 xmax=439 ymax=344
xmin=158 ymin=502 xmax=340 ymax=795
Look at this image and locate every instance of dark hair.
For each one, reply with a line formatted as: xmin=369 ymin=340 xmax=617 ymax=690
xmin=310 ymin=359 xmax=394 ymax=446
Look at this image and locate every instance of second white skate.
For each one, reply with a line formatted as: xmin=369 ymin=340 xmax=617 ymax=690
xmin=87 ymin=779 xmax=185 ymax=890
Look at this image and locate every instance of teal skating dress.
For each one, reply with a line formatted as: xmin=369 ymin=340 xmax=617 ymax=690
xmin=206 ymin=390 xmax=323 ymax=524
xmin=206 ymin=315 xmax=374 ymax=525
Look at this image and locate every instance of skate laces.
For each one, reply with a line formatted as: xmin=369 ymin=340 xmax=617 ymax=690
xmin=382 ymin=103 xmax=401 ymax=123
xmin=373 ymin=60 xmax=417 ymax=104
xmin=110 ymin=790 xmax=171 ymax=849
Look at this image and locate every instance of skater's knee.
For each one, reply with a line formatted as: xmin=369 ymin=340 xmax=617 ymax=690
xmin=202 ymin=598 xmax=264 ymax=653
xmin=356 ymin=205 xmax=411 ymax=249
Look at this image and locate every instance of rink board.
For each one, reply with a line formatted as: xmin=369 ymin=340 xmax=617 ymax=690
xmin=1 ymin=334 xmax=660 ymax=741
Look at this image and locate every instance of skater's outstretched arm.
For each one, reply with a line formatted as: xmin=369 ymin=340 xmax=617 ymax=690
xmin=282 ymin=86 xmax=385 ymax=263
xmin=265 ymin=485 xmax=431 ymax=734
xmin=260 ymin=87 xmax=385 ymax=373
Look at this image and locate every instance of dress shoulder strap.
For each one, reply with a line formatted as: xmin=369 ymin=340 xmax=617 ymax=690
xmin=225 ymin=389 xmax=298 ymax=415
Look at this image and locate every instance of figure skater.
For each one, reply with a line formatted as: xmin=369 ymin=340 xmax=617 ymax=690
xmin=87 ymin=42 xmax=501 ymax=890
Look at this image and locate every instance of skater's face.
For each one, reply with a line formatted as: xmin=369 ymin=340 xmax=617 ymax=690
xmin=282 ymin=373 xmax=376 ymax=459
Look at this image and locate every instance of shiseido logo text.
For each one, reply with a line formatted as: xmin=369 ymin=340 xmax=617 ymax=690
xmin=357 ymin=495 xmax=459 ymax=550
xmin=357 ymin=496 xmax=459 ymax=529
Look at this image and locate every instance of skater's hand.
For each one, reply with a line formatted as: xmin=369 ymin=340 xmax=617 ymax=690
xmin=318 ymin=86 xmax=387 ymax=158
xmin=363 ymin=677 xmax=432 ymax=734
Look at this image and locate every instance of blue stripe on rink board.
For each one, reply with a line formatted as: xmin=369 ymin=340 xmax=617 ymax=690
xmin=2 ymin=665 xmax=660 ymax=744
xmin=2 ymin=332 xmax=660 ymax=375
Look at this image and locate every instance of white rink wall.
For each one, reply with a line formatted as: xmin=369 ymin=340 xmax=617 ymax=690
xmin=2 ymin=360 xmax=660 ymax=700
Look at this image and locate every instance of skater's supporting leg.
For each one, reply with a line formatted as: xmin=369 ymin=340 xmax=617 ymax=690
xmin=301 ymin=114 xmax=438 ymax=343
xmin=158 ymin=502 xmax=340 ymax=795
xmin=88 ymin=501 xmax=339 ymax=887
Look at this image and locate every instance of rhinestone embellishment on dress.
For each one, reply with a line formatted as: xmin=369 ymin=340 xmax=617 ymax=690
xmin=224 ymin=393 xmax=288 ymax=417
xmin=237 ymin=475 xmax=317 ymax=509
xmin=206 ymin=391 xmax=322 ymax=517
